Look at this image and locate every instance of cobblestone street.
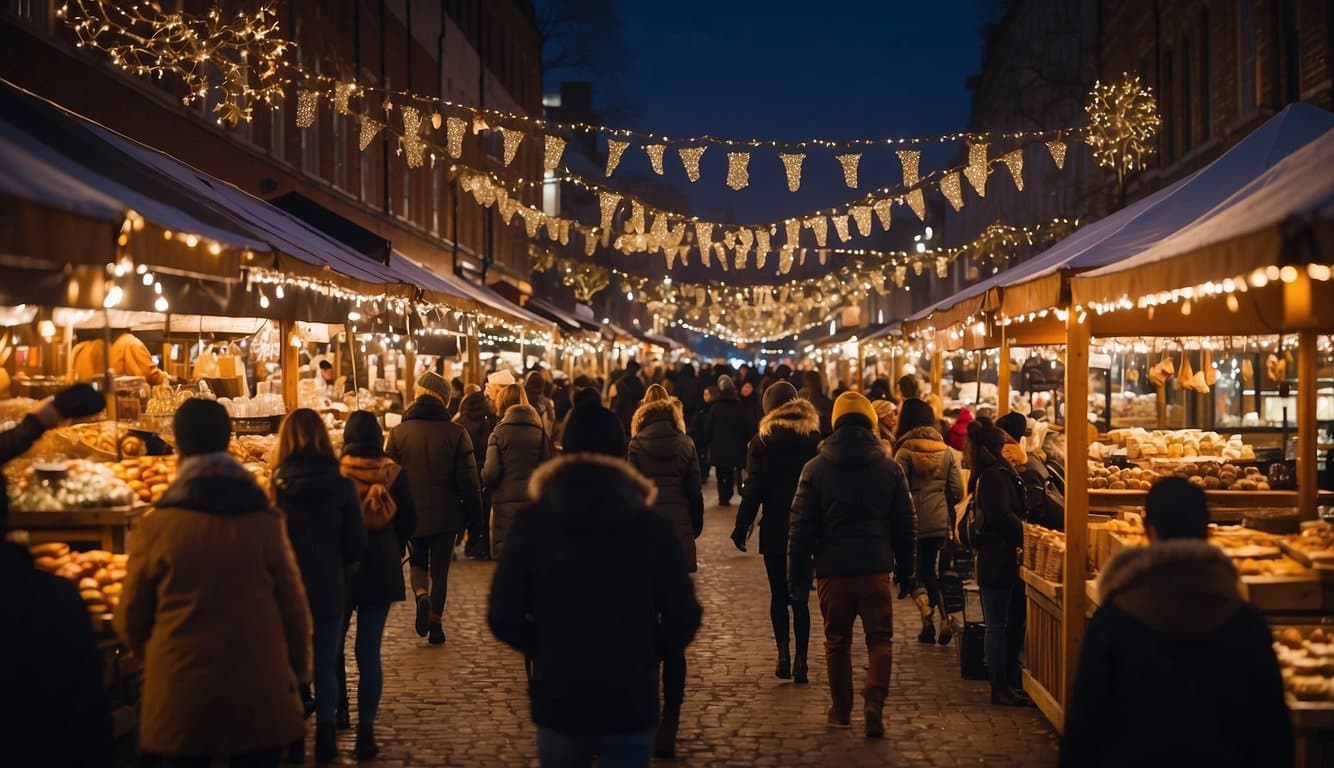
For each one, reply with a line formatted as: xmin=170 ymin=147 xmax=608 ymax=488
xmin=334 ymin=501 xmax=1060 ymax=767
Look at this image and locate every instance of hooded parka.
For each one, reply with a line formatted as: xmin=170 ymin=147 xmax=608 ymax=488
xmin=733 ymin=398 xmax=822 ymax=554
xmin=627 ymin=398 xmax=705 ymax=571
xmin=893 ymin=426 xmax=965 ymax=540
xmin=483 ymin=404 xmax=554 ymax=558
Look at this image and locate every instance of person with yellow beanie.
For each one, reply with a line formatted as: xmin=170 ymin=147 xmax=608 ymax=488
xmin=789 ymin=391 xmax=917 ymax=739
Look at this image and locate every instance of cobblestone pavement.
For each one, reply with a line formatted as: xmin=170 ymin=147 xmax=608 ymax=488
xmin=329 ymin=500 xmax=1060 ymax=767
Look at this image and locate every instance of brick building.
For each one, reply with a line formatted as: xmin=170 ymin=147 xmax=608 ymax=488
xmin=0 ymin=0 xmax=543 ymax=291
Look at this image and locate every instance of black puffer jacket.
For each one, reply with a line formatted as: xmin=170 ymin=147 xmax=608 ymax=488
xmin=699 ymin=390 xmax=752 ymax=469
xmin=453 ymin=391 xmax=496 ymax=474
xmin=483 ymin=405 xmax=554 ymax=558
xmin=488 ymin=455 xmax=702 ymax=734
xmin=968 ymin=462 xmax=1026 ymax=589
xmin=1062 ymin=540 xmax=1292 ymax=768
xmin=733 ymin=398 xmax=822 ymax=555
xmin=627 ymin=399 xmax=705 ymax=572
xmin=789 ymin=423 xmax=916 ymax=589
xmin=271 ymin=452 xmax=367 ymax=619
xmin=386 ymin=395 xmax=482 ymax=537
xmin=558 ymin=392 xmax=627 ymax=457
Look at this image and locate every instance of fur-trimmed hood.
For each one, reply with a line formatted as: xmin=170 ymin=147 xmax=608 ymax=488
xmin=158 ymin=452 xmax=270 ymax=516
xmin=894 ymin=426 xmax=949 ymax=476
xmin=528 ymin=454 xmax=657 ymax=536
xmin=498 ymin=403 xmax=544 ymax=429
xmin=630 ymin=396 xmax=685 ymax=437
xmin=758 ymin=397 xmax=820 ymax=440
xmin=1097 ymin=539 xmax=1244 ymax=636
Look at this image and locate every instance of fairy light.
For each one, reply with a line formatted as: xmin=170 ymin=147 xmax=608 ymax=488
xmin=964 ymin=143 xmax=989 ymax=197
xmin=645 ymin=144 xmax=666 ymax=175
xmin=836 ymin=153 xmax=861 ymax=188
xmin=1085 ymin=73 xmax=1161 ymax=181
xmin=598 ymin=191 xmax=621 ymax=231
xmin=296 ymin=90 xmax=318 ymax=128
xmin=678 ymin=147 xmax=706 ymax=182
xmin=605 ymin=139 xmax=629 ymax=176
xmin=779 ymin=152 xmax=805 ymax=191
xmin=832 ymin=214 xmax=851 ymax=243
xmin=905 ymin=189 xmax=926 ymax=220
xmin=358 ymin=114 xmax=383 ymax=151
xmin=543 ymin=135 xmax=566 ymax=171
xmin=1046 ymin=139 xmax=1067 ymax=170
xmin=401 ymin=106 xmax=427 ymax=168
xmin=850 ymin=205 xmax=873 ymax=237
xmin=1001 ymin=148 xmax=1025 ymax=191
xmin=498 ymin=127 xmax=523 ymax=167
xmin=725 ymin=152 xmax=750 ymax=190
xmin=445 ymin=116 xmax=466 ymax=158
xmin=940 ymin=171 xmax=964 ymax=211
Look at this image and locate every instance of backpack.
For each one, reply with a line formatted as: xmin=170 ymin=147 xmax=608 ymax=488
xmin=960 ymin=464 xmax=1024 ymax=548
xmin=1020 ymin=459 xmax=1065 ymax=531
xmin=340 ymin=455 xmax=401 ymax=531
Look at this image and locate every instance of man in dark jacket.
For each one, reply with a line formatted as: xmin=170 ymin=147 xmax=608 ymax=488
xmin=558 ymin=387 xmax=627 ymax=457
xmin=732 ymin=382 xmax=822 ymax=683
xmin=488 ymin=454 xmax=702 ymax=766
xmin=1061 ymin=478 xmax=1292 ymax=768
xmin=387 ymin=371 xmax=483 ymax=645
xmin=611 ymin=360 xmax=648 ymax=435
xmin=699 ymin=376 xmax=752 ymax=506
xmin=789 ymin=391 xmax=916 ymax=739
xmin=453 ymin=390 xmax=497 ymax=559
xmin=0 ymin=385 xmax=112 ymax=766
xmin=799 ymin=370 xmax=835 ymax=436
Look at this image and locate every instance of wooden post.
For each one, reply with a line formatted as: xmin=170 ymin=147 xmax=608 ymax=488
xmin=466 ymin=320 xmax=482 ymax=390
xmin=855 ymin=342 xmax=865 ymax=392
xmin=932 ymin=347 xmax=944 ymax=405
xmin=279 ymin=319 xmax=298 ymax=413
xmin=1298 ymin=329 xmax=1318 ymax=521
xmin=1061 ymin=312 xmax=1091 ymax=726
xmin=998 ymin=324 xmax=1011 ymax=416
xmin=404 ymin=345 xmax=417 ymax=403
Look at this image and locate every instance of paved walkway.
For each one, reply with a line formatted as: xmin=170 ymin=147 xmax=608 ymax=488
xmin=334 ymin=500 xmax=1060 ymax=767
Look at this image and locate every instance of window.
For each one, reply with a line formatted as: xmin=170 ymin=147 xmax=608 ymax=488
xmin=1237 ymin=0 xmax=1256 ymax=113
xmin=1199 ymin=6 xmax=1211 ymax=140
xmin=6 ymin=0 xmax=50 ymax=29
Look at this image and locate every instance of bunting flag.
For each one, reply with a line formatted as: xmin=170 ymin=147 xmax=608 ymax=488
xmin=818 ymin=249 xmax=828 ymax=266
xmin=805 ymin=216 xmax=828 ymax=247
xmin=401 ymin=106 xmax=426 ymax=168
xmin=333 ymin=81 xmax=355 ymax=115
xmin=584 ymin=228 xmax=598 ymax=256
xmin=296 ymin=90 xmax=318 ymax=128
xmin=678 ymin=147 xmax=706 ymax=182
xmin=726 ymin=152 xmax=751 ymax=190
xmin=936 ymin=255 xmax=950 ymax=278
xmin=832 ymin=215 xmax=851 ymax=243
xmin=940 ymin=171 xmax=965 ymax=211
xmin=665 ymin=247 xmax=676 ymax=270
xmin=1001 ymin=148 xmax=1025 ymax=191
xmin=445 ymin=116 xmax=467 ymax=158
xmin=850 ymin=205 xmax=873 ymax=237
xmin=905 ymin=189 xmax=926 ymax=220
xmin=964 ymin=143 xmax=989 ymax=197
xmin=498 ymin=127 xmax=524 ymax=166
xmin=715 ymin=243 xmax=727 ymax=270
xmin=756 ymin=229 xmax=771 ymax=270
xmin=628 ymin=201 xmax=645 ymax=234
xmin=778 ymin=246 xmax=794 ymax=275
xmin=358 ymin=114 xmax=383 ymax=150
xmin=836 ymin=153 xmax=861 ymax=188
xmin=543 ymin=135 xmax=566 ymax=171
xmin=646 ymin=144 xmax=666 ymax=175
xmin=799 ymin=248 xmax=808 ymax=266
xmin=598 ymin=191 xmax=621 ymax=231
xmin=779 ymin=152 xmax=805 ymax=191
xmin=1046 ymin=139 xmax=1067 ymax=170
xmin=893 ymin=265 xmax=908 ymax=287
xmin=897 ymin=149 xmax=920 ymax=186
xmin=873 ymin=198 xmax=892 ymax=230
xmin=736 ymin=228 xmax=753 ymax=270
xmin=694 ymin=222 xmax=714 ymax=263
xmin=605 ymin=139 xmax=629 ymax=176
xmin=785 ymin=219 xmax=801 ymax=249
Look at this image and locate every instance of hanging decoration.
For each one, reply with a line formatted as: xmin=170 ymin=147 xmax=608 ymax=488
xmin=779 ymin=152 xmax=805 ymax=191
xmin=295 ymin=90 xmax=318 ymax=128
xmin=645 ymin=143 xmax=666 ymax=175
xmin=678 ymin=146 xmax=706 ymax=182
xmin=1001 ymin=148 xmax=1025 ymax=191
xmin=562 ymin=262 xmax=610 ymax=303
xmin=836 ymin=153 xmax=861 ymax=188
xmin=598 ymin=190 xmax=621 ymax=231
xmin=726 ymin=152 xmax=751 ymax=190
xmin=905 ymin=189 xmax=926 ymax=220
xmin=850 ymin=205 xmax=873 ymax=237
xmin=358 ymin=114 xmax=383 ymax=151
xmin=940 ymin=172 xmax=964 ymax=211
xmin=832 ymin=215 xmax=851 ymax=243
xmin=543 ymin=135 xmax=566 ymax=172
xmin=897 ymin=149 xmax=920 ymax=187
xmin=805 ymin=216 xmax=828 ymax=247
xmin=445 ymin=116 xmax=467 ymax=158
xmin=694 ymin=222 xmax=714 ymax=262
xmin=605 ymin=139 xmax=629 ymax=176
xmin=1046 ymin=139 xmax=1067 ymax=170
xmin=498 ymin=127 xmax=524 ymax=167
xmin=333 ymin=81 xmax=355 ymax=115
xmin=755 ymin=229 xmax=771 ymax=270
xmin=401 ymin=106 xmax=427 ymax=168
xmin=873 ymin=199 xmax=892 ymax=230
xmin=964 ymin=143 xmax=989 ymax=197
xmin=1085 ymin=73 xmax=1160 ymax=182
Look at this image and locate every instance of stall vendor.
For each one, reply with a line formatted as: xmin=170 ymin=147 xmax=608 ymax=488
xmin=71 ymin=331 xmax=168 ymax=385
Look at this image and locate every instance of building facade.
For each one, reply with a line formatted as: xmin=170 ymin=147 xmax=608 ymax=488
xmin=0 ymin=0 xmax=542 ymax=289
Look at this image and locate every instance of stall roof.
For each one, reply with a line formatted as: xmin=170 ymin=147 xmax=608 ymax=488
xmin=269 ymin=192 xmax=392 ymax=265
xmin=526 ymin=296 xmax=600 ymax=332
xmin=910 ymin=103 xmax=1334 ymax=332
xmin=1074 ymin=127 xmax=1334 ymax=307
xmin=387 ymin=252 xmax=553 ymax=332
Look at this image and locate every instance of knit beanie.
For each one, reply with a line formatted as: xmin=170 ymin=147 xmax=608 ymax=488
xmin=173 ymin=398 xmax=232 ymax=457
xmin=717 ymin=375 xmax=736 ymax=393
xmin=761 ymin=381 xmax=798 ymax=414
xmin=343 ymin=410 xmax=384 ymax=454
xmin=996 ymin=411 xmax=1029 ymax=442
xmin=872 ymin=398 xmax=897 ymax=426
xmin=416 ymin=370 xmax=451 ymax=402
xmin=831 ymin=391 xmax=878 ymax=430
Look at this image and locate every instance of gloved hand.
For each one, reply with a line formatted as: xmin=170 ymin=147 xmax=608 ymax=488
xmin=730 ymin=528 xmax=747 ymax=552
xmin=53 ymin=384 xmax=106 ymax=420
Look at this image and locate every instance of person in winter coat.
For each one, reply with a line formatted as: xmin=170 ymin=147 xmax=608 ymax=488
xmin=454 ymin=390 xmax=497 ymax=559
xmin=483 ymin=384 xmax=554 ymax=560
xmin=997 ymin=412 xmax=1064 ymax=530
xmin=557 ymin=386 xmax=627 ymax=457
xmin=961 ymin=417 xmax=1030 ymax=707
xmin=488 ymin=454 xmax=702 ymax=767
xmin=689 ymin=385 xmax=717 ymax=482
xmin=271 ymin=408 xmax=366 ymax=764
xmin=336 ymin=411 xmax=417 ymax=760
xmin=611 ymin=360 xmax=648 ymax=435
xmin=1061 ymin=478 xmax=1292 ymax=767
xmin=525 ymin=370 xmax=558 ymax=437
xmin=1 ymin=385 xmax=112 ymax=767
xmin=799 ymin=370 xmax=835 ymax=436
xmin=625 ymin=385 xmax=705 ymax=758
xmin=946 ymin=406 xmax=974 ymax=452
xmin=116 ymin=399 xmax=313 ymax=765
xmin=674 ymin=363 xmax=702 ymax=424
xmin=789 ymin=392 xmax=917 ymax=739
xmin=731 ymin=381 xmax=821 ymax=683
xmin=893 ymin=398 xmax=965 ymax=646
xmin=699 ymin=376 xmax=752 ymax=506
xmin=552 ymin=374 xmax=573 ymax=425
xmin=387 ymin=371 xmax=483 ymax=646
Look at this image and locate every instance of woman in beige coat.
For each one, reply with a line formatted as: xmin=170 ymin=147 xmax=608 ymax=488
xmin=116 ymin=399 xmax=312 ymax=766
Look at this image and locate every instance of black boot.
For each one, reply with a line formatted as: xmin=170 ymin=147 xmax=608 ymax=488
xmin=653 ymin=714 xmax=679 ymax=758
xmin=428 ymin=621 xmax=446 ymax=646
xmin=775 ymin=644 xmax=792 ymax=680
xmin=414 ymin=594 xmax=430 ymax=638
xmin=354 ymin=723 xmax=380 ymax=761
xmin=315 ymin=721 xmax=337 ymax=763
xmin=792 ymin=655 xmax=809 ymax=685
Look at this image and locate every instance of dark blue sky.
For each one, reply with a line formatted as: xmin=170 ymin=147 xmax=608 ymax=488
xmin=543 ymin=1 xmax=1001 ymax=225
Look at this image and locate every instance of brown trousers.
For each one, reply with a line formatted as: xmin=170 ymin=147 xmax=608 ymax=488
xmin=817 ymin=573 xmax=895 ymax=717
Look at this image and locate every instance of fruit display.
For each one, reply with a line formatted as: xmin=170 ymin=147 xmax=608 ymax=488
xmin=29 ymin=542 xmax=129 ymax=618
xmin=6 ymin=459 xmax=135 ymax=511
xmin=1273 ymin=626 xmax=1334 ymax=702
xmin=108 ymin=456 xmax=178 ymax=505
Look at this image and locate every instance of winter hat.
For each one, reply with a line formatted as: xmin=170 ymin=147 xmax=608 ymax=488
xmin=173 ymin=398 xmax=232 ymax=457
xmin=831 ymin=391 xmax=878 ymax=430
xmin=717 ymin=375 xmax=736 ymax=393
xmin=572 ymin=386 xmax=602 ymax=408
xmin=343 ymin=410 xmax=384 ymax=455
xmin=872 ymin=398 xmax=897 ymax=426
xmin=762 ymin=380 xmax=798 ymax=414
xmin=996 ymin=411 xmax=1029 ymax=443
xmin=417 ymin=370 xmax=451 ymax=402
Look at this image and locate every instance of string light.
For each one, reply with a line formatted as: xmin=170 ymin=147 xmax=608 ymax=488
xmin=836 ymin=153 xmax=861 ymax=188
xmin=678 ymin=146 xmax=706 ymax=182
xmin=645 ymin=144 xmax=666 ymax=175
xmin=726 ymin=152 xmax=750 ymax=190
xmin=940 ymin=171 xmax=964 ymax=211
xmin=1086 ymin=73 xmax=1160 ymax=181
xmin=606 ymin=139 xmax=629 ymax=176
xmin=780 ymin=152 xmax=805 ymax=191
xmin=498 ymin=127 xmax=524 ymax=167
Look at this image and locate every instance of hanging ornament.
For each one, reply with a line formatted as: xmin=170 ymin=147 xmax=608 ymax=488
xmin=940 ymin=171 xmax=965 ymax=211
xmin=430 ymin=111 xmax=443 ymax=130
xmin=401 ymin=106 xmax=427 ymax=168
xmin=872 ymin=198 xmax=892 ymax=230
xmin=905 ymin=189 xmax=926 ymax=220
xmin=558 ymin=219 xmax=571 ymax=245
xmin=964 ymin=143 xmax=989 ymax=197
xmin=628 ymin=201 xmax=646 ymax=234
xmin=799 ymin=248 xmax=808 ymax=266
xmin=804 ymin=216 xmax=828 ymax=247
xmin=779 ymin=152 xmax=805 ymax=191
xmin=836 ymin=153 xmax=861 ymax=188
xmin=446 ymin=116 xmax=467 ymax=158
xmin=641 ymin=143 xmax=665 ymax=174
xmin=1001 ymin=148 xmax=1025 ymax=191
xmin=778 ymin=246 xmax=795 ymax=275
xmin=785 ymin=219 xmax=801 ymax=248
xmin=850 ymin=206 xmax=873 ymax=237
xmin=897 ymin=149 xmax=921 ymax=186
xmin=717 ymin=243 xmax=729 ymax=272
xmin=382 ymin=97 xmax=394 ymax=113
xmin=726 ymin=152 xmax=750 ymax=190
xmin=755 ymin=229 xmax=771 ymax=270
xmin=818 ymin=249 xmax=829 ymax=265
xmin=735 ymin=228 xmax=753 ymax=270
xmin=665 ymin=247 xmax=676 ymax=270
xmin=598 ymin=191 xmax=621 ymax=231
xmin=936 ymin=255 xmax=950 ymax=278
xmin=358 ymin=114 xmax=384 ymax=151
xmin=333 ymin=81 xmax=355 ymax=115
xmin=583 ymin=228 xmax=598 ymax=256
xmin=694 ymin=222 xmax=714 ymax=263
xmin=1046 ymin=139 xmax=1067 ymax=170
xmin=912 ymin=260 xmax=924 ymax=276
xmin=678 ymin=146 xmax=706 ymax=182
xmin=523 ymin=208 xmax=542 ymax=238
xmin=544 ymin=135 xmax=566 ymax=171
xmin=498 ymin=128 xmax=524 ymax=167
xmin=295 ymin=90 xmax=318 ymax=128
xmin=678 ymin=245 xmax=691 ymax=266
xmin=832 ymin=215 xmax=851 ymax=243
xmin=893 ymin=264 xmax=908 ymax=287
xmin=606 ymin=139 xmax=629 ymax=176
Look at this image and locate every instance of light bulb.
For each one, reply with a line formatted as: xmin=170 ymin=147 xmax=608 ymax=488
xmin=154 ymin=282 xmax=163 ymax=295
xmin=259 ymin=292 xmax=270 ymax=309
xmin=142 ymin=272 xmax=154 ymax=286
xmin=347 ymin=310 xmax=361 ymax=321
xmin=154 ymin=295 xmax=169 ymax=312
xmin=275 ymin=285 xmax=285 ymax=299
xmin=103 ymin=285 xmax=123 ymax=309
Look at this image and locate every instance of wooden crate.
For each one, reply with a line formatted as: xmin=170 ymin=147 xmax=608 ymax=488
xmin=1021 ymin=567 xmax=1064 ymax=731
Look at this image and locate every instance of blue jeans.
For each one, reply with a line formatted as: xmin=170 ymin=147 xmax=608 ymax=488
xmin=338 ymin=603 xmax=391 ymax=727
xmin=536 ymin=727 xmax=654 ymax=768
xmin=979 ymin=585 xmax=1026 ymax=695
xmin=313 ymin=616 xmax=343 ymax=725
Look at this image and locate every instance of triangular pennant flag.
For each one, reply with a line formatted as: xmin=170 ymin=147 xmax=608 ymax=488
xmin=584 ymin=228 xmax=598 ymax=256
xmin=785 ymin=219 xmax=801 ymax=248
xmin=524 ymin=208 xmax=542 ymax=238
xmin=498 ymin=127 xmax=524 ymax=166
xmin=804 ymin=216 xmax=828 ymax=247
xmin=606 ymin=139 xmax=629 ymax=176
xmin=543 ymin=135 xmax=566 ymax=171
xmin=678 ymin=245 xmax=690 ymax=267
xmin=936 ymin=255 xmax=950 ymax=278
xmin=779 ymin=153 xmax=805 ymax=191
xmin=558 ymin=219 xmax=570 ymax=245
xmin=726 ymin=152 xmax=750 ymax=190
xmin=873 ymin=198 xmax=892 ymax=230
xmin=818 ymin=249 xmax=829 ymax=266
xmin=897 ymin=149 xmax=921 ymax=186
xmin=1001 ymin=148 xmax=1024 ymax=191
xmin=628 ymin=201 xmax=645 ymax=234
xmin=445 ymin=116 xmax=467 ymax=158
xmin=296 ymin=90 xmax=318 ymax=128
xmin=778 ymin=246 xmax=794 ymax=275
xmin=736 ymin=229 xmax=754 ymax=270
xmin=1046 ymin=139 xmax=1067 ymax=170
xmin=694 ymin=222 xmax=714 ymax=263
xmin=717 ymin=243 xmax=729 ymax=271
xmin=832 ymin=215 xmax=851 ymax=243
xmin=678 ymin=147 xmax=706 ymax=182
xmin=645 ymin=144 xmax=666 ymax=175
xmin=964 ymin=143 xmax=989 ymax=197
xmin=799 ymin=248 xmax=808 ymax=266
xmin=850 ymin=206 xmax=873 ymax=237
xmin=333 ymin=82 xmax=355 ymax=115
xmin=598 ymin=191 xmax=621 ymax=231
xmin=905 ymin=189 xmax=926 ymax=220
xmin=401 ymin=106 xmax=426 ymax=168
xmin=940 ymin=171 xmax=965 ymax=211
xmin=756 ymin=229 xmax=771 ymax=270
xmin=665 ymin=247 xmax=676 ymax=270
xmin=836 ymin=153 xmax=861 ymax=188
xmin=358 ymin=114 xmax=384 ymax=150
